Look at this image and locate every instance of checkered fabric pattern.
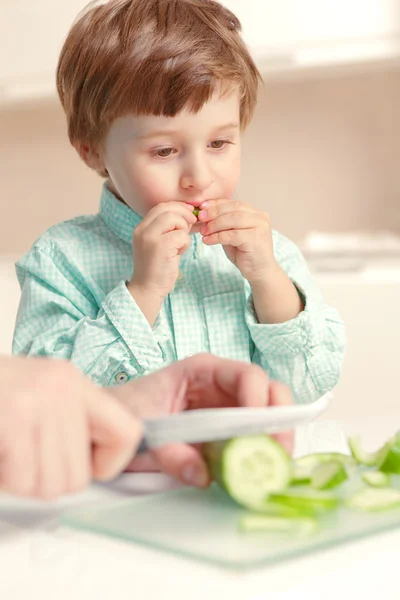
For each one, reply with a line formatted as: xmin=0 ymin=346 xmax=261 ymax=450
xmin=13 ymin=184 xmax=346 ymax=402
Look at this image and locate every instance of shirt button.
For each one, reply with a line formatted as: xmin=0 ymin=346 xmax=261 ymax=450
xmin=177 ymin=270 xmax=184 ymax=281
xmin=115 ymin=371 xmax=129 ymax=384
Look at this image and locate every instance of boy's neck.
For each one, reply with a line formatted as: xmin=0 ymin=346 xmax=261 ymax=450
xmin=106 ymin=180 xmax=130 ymax=209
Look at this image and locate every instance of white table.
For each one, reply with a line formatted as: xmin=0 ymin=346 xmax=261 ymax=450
xmin=1 ymin=416 xmax=399 ymax=600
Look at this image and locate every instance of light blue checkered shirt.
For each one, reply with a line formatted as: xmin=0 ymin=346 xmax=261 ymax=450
xmin=13 ymin=184 xmax=345 ymax=403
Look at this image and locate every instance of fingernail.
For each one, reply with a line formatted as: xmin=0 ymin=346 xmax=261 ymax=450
xmin=200 ymin=201 xmax=209 ymax=208
xmin=198 ymin=209 xmax=208 ymax=220
xmin=182 ymin=464 xmax=208 ymax=487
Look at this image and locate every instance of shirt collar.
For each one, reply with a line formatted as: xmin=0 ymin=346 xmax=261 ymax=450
xmin=99 ymin=183 xmax=142 ymax=244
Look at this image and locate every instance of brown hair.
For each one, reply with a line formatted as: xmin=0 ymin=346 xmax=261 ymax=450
xmin=57 ymin=0 xmax=261 ymax=151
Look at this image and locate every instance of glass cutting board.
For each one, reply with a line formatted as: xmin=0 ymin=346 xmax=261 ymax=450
xmin=63 ymin=479 xmax=400 ymax=570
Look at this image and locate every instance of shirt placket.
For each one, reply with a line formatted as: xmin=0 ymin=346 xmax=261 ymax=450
xmin=169 ymin=237 xmax=205 ymax=360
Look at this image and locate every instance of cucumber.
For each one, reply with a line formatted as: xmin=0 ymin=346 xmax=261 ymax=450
xmin=269 ymin=489 xmax=339 ymax=512
xmin=311 ymin=460 xmax=348 ymax=490
xmin=292 ymin=453 xmax=354 ymax=485
xmin=257 ymin=501 xmax=315 ymax=518
xmin=346 ymin=488 xmax=400 ymax=512
xmin=239 ymin=514 xmax=318 ymax=536
xmin=294 ymin=453 xmax=354 ymax=470
xmin=192 ymin=208 xmax=199 ymax=217
xmin=203 ymin=435 xmax=292 ymax=511
xmin=348 ymin=435 xmax=391 ymax=467
xmin=362 ymin=471 xmax=390 ymax=488
xmin=379 ymin=437 xmax=400 ymax=474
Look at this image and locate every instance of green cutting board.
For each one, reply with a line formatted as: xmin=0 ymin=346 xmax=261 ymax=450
xmin=63 ymin=480 xmax=400 ymax=570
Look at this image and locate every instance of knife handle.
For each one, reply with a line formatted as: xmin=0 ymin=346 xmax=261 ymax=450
xmin=136 ymin=437 xmax=149 ymax=455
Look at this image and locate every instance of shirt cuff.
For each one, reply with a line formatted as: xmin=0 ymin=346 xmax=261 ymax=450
xmin=244 ymin=279 xmax=326 ymax=356
xmin=101 ymin=280 xmax=166 ymax=371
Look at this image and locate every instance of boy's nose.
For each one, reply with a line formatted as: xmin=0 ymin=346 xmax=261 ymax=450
xmin=180 ymin=161 xmax=213 ymax=192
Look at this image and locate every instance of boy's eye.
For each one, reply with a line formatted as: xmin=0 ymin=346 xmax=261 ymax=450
xmin=156 ymin=147 xmax=176 ymax=158
xmin=209 ymin=140 xmax=230 ymax=149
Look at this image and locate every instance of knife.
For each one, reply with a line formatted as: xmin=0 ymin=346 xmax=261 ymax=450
xmin=136 ymin=393 xmax=330 ymax=454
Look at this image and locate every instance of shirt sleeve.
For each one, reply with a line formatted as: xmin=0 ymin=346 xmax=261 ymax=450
xmin=244 ymin=231 xmax=346 ymax=404
xmin=12 ymin=243 xmax=167 ymax=386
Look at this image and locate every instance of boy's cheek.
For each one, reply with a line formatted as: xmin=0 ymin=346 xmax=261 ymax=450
xmin=221 ymin=158 xmax=241 ymax=198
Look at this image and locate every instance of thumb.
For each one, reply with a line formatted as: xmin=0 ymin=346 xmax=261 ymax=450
xmin=86 ymin=388 xmax=143 ymax=481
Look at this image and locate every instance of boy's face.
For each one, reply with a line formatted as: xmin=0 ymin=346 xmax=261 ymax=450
xmin=101 ymin=85 xmax=241 ymax=232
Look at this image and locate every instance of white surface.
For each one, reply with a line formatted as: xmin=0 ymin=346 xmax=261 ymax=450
xmin=1 ymin=418 xmax=400 ymax=600
xmin=316 ymin=269 xmax=400 ymax=421
xmin=1 ymin=0 xmax=400 ymax=106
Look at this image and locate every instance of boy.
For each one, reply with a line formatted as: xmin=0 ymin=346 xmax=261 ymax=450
xmin=13 ymin=0 xmax=345 ymax=403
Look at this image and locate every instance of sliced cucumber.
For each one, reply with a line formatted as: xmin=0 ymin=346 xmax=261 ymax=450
xmin=362 ymin=471 xmax=390 ymax=488
xmin=348 ymin=436 xmax=390 ymax=467
xmin=347 ymin=488 xmax=400 ymax=512
xmin=379 ymin=438 xmax=400 ymax=474
xmin=204 ymin=435 xmax=292 ymax=511
xmin=192 ymin=208 xmax=199 ymax=217
xmin=294 ymin=453 xmax=354 ymax=470
xmin=311 ymin=460 xmax=348 ymax=490
xmin=269 ymin=489 xmax=339 ymax=512
xmin=239 ymin=514 xmax=318 ymax=536
xmin=259 ymin=502 xmax=314 ymax=518
xmin=291 ymin=471 xmax=312 ymax=486
xmin=292 ymin=453 xmax=354 ymax=485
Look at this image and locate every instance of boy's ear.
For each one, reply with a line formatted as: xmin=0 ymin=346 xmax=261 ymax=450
xmin=74 ymin=141 xmax=106 ymax=173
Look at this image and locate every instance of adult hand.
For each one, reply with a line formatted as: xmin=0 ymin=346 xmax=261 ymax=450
xmin=0 ymin=356 xmax=142 ymax=499
xmin=110 ymin=354 xmax=294 ymax=488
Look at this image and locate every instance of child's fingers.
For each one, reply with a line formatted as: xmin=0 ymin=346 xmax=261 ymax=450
xmin=139 ymin=202 xmax=196 ymax=229
xmin=163 ymin=230 xmax=191 ymax=257
xmin=198 ymin=200 xmax=258 ymax=223
xmin=138 ymin=212 xmax=192 ymax=241
xmin=200 ymin=212 xmax=262 ymax=236
xmin=202 ymin=228 xmax=255 ymax=248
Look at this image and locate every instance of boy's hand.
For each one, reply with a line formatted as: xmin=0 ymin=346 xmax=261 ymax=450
xmin=128 ymin=202 xmax=196 ymax=300
xmin=198 ymin=199 xmax=276 ymax=285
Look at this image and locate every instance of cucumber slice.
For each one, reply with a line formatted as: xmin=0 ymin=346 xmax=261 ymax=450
xmin=294 ymin=453 xmax=354 ymax=470
xmin=269 ymin=489 xmax=339 ymax=512
xmin=347 ymin=488 xmax=400 ymax=512
xmin=379 ymin=438 xmax=400 ymax=474
xmin=311 ymin=460 xmax=348 ymax=490
xmin=348 ymin=436 xmax=390 ymax=467
xmin=204 ymin=435 xmax=292 ymax=511
xmin=262 ymin=499 xmax=317 ymax=518
xmin=291 ymin=471 xmax=312 ymax=486
xmin=292 ymin=453 xmax=354 ymax=485
xmin=362 ymin=471 xmax=390 ymax=488
xmin=192 ymin=208 xmax=199 ymax=217
xmin=239 ymin=514 xmax=318 ymax=536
